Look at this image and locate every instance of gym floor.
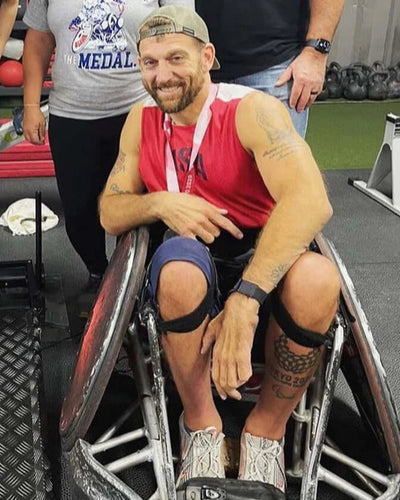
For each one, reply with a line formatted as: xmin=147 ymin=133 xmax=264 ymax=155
xmin=1 ymin=103 xmax=400 ymax=498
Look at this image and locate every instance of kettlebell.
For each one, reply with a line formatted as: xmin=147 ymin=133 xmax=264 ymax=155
xmin=368 ymin=71 xmax=389 ymax=100
xmin=326 ymin=66 xmax=343 ymax=98
xmin=316 ymin=83 xmax=329 ymax=101
xmin=352 ymin=62 xmax=372 ymax=81
xmin=328 ymin=61 xmax=341 ymax=72
xmin=371 ymin=61 xmax=386 ymax=73
xmin=341 ymin=67 xmax=368 ymax=101
xmin=386 ymin=67 xmax=400 ymax=99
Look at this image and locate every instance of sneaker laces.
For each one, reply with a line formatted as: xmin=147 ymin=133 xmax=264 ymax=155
xmin=244 ymin=435 xmax=282 ymax=481
xmin=181 ymin=427 xmax=224 ymax=478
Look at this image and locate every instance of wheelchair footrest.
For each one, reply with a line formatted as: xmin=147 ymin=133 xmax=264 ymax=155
xmin=177 ymin=477 xmax=286 ymax=500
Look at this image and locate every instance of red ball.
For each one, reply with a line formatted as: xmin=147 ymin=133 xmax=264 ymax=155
xmin=0 ymin=60 xmax=23 ymax=87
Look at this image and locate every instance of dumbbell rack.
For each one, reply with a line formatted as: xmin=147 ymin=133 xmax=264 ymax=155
xmin=349 ymin=113 xmax=400 ymax=216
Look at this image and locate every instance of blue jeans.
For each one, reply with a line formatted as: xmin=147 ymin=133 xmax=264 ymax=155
xmin=229 ymin=58 xmax=309 ymax=138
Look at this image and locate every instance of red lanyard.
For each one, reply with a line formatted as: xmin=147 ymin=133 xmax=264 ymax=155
xmin=164 ymin=83 xmax=218 ymax=193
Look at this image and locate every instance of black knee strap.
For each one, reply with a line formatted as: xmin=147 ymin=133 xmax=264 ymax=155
xmin=158 ymin=283 xmax=214 ymax=334
xmin=270 ymin=290 xmax=329 ymax=347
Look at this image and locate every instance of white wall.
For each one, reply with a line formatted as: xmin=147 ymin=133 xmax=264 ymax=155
xmin=328 ymin=0 xmax=400 ymax=67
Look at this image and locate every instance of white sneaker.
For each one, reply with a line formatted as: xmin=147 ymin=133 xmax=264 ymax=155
xmin=238 ymin=432 xmax=286 ymax=493
xmin=176 ymin=414 xmax=226 ymax=489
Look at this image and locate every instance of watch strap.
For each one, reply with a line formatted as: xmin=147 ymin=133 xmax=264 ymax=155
xmin=229 ymin=278 xmax=269 ymax=306
xmin=305 ymin=38 xmax=331 ymax=54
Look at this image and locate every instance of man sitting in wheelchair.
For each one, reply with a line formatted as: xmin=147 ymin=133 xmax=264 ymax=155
xmin=99 ymin=6 xmax=341 ymax=495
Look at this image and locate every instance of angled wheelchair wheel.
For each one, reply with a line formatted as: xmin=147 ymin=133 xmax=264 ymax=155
xmin=288 ymin=233 xmax=400 ymax=500
xmin=59 ymin=228 xmax=169 ymax=499
xmin=60 ymin=227 xmax=149 ymax=452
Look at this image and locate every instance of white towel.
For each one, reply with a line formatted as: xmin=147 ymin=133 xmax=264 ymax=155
xmin=3 ymin=38 xmax=24 ymax=60
xmin=0 ymin=198 xmax=59 ymax=236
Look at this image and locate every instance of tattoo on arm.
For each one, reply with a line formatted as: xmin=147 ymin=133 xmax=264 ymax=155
xmin=256 ymin=107 xmax=303 ymax=161
xmin=110 ymin=183 xmax=131 ymax=195
xmin=270 ymin=264 xmax=290 ymax=286
xmin=109 ymin=150 xmax=126 ymax=177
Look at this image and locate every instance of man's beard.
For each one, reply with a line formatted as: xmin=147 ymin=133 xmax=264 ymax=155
xmin=144 ymin=71 xmax=204 ymax=114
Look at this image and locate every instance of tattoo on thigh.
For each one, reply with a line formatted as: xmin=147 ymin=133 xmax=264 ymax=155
xmin=110 ymin=150 xmax=126 ymax=177
xmin=272 ymin=384 xmax=295 ymax=400
xmin=274 ymin=334 xmax=320 ymax=374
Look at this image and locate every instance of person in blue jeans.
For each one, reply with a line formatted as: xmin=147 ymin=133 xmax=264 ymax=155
xmin=195 ymin=0 xmax=345 ymax=137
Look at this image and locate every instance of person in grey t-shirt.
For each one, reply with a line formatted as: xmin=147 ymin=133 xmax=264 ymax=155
xmin=22 ymin=0 xmax=194 ymax=316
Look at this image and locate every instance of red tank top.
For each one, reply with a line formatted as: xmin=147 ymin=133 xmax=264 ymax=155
xmin=139 ymin=83 xmax=275 ymax=229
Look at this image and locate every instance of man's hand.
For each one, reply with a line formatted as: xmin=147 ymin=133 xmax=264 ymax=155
xmin=23 ymin=107 xmax=46 ymax=145
xmin=201 ymin=294 xmax=259 ymax=400
xmin=275 ymin=48 xmax=327 ymax=112
xmin=159 ymin=192 xmax=243 ymax=243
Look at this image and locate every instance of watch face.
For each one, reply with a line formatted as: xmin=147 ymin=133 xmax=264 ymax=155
xmin=306 ymin=38 xmax=330 ymax=54
xmin=318 ymin=39 xmax=331 ymax=53
xmin=318 ymin=40 xmax=331 ymax=52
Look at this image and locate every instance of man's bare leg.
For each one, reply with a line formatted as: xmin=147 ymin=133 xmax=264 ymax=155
xmin=245 ymin=252 xmax=341 ymax=439
xmin=157 ymin=260 xmax=222 ymax=432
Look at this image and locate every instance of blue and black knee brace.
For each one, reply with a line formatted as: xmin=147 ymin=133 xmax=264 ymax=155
xmin=146 ymin=236 xmax=219 ymax=334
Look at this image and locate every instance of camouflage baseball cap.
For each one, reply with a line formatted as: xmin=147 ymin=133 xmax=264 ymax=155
xmin=136 ymin=5 xmax=220 ymax=70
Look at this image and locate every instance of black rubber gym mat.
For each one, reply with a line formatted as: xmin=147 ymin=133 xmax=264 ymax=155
xmin=0 ymin=309 xmax=53 ymax=499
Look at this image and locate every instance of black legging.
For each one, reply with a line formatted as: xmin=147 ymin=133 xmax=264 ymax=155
xmin=49 ymin=113 xmax=128 ymax=275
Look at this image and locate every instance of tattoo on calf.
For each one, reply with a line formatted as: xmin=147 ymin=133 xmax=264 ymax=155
xmin=272 ymin=384 xmax=295 ymax=400
xmin=274 ymin=334 xmax=321 ymax=374
xmin=110 ymin=150 xmax=126 ymax=177
xmin=269 ymin=365 xmax=311 ymax=388
xmin=110 ymin=183 xmax=131 ymax=195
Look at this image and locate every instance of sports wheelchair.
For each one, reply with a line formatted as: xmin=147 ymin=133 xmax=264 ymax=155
xmin=59 ymin=227 xmax=400 ymax=499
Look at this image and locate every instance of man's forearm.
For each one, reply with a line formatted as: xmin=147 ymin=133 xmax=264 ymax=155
xmin=307 ymin=0 xmax=345 ymax=41
xmin=242 ymin=193 xmax=332 ymax=293
xmin=99 ymin=191 xmax=166 ymax=236
xmin=0 ymin=0 xmax=18 ymax=56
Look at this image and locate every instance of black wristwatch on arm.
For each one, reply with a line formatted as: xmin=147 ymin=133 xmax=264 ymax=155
xmin=228 ymin=278 xmax=269 ymax=306
xmin=304 ymin=38 xmax=331 ymax=54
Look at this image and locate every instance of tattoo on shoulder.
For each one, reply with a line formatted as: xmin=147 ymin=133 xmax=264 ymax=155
xmin=110 ymin=183 xmax=131 ymax=195
xmin=256 ymin=107 xmax=303 ymax=161
xmin=109 ymin=150 xmax=126 ymax=177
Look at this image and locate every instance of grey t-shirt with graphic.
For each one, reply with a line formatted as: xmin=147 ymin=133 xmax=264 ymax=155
xmin=24 ymin=0 xmax=194 ymax=119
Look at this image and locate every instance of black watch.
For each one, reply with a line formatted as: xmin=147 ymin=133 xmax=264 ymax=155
xmin=228 ymin=279 xmax=269 ymax=306
xmin=305 ymin=38 xmax=331 ymax=54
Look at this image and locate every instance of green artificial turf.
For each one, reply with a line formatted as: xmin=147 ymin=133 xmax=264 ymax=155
xmin=306 ymin=100 xmax=400 ymax=170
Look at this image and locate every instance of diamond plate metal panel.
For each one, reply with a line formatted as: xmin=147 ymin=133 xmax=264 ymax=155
xmin=0 ymin=309 xmax=53 ymax=499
